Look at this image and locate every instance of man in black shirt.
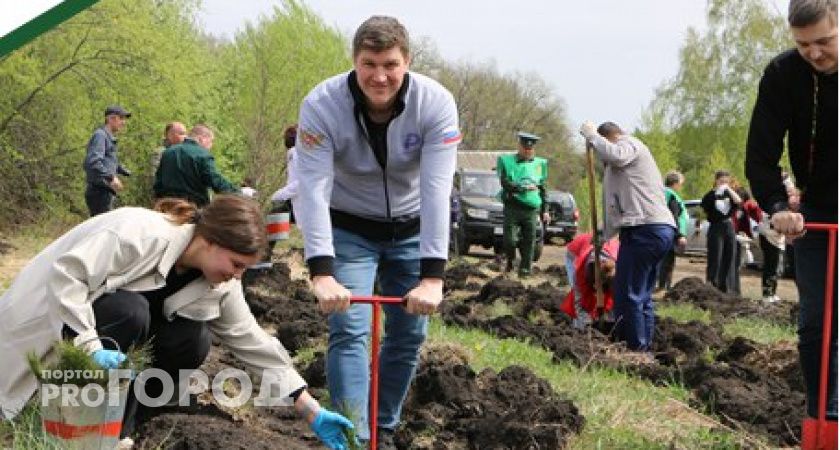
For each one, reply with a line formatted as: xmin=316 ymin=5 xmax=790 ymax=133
xmin=745 ymin=0 xmax=837 ymax=421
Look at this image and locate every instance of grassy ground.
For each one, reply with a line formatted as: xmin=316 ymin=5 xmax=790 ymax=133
xmin=0 ymin=225 xmax=795 ymax=449
xmin=656 ymin=303 xmax=797 ymax=344
xmin=0 ymin=219 xmax=78 ymax=293
xmin=426 ymin=319 xmax=763 ymax=449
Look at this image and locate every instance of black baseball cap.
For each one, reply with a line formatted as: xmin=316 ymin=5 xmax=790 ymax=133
xmin=104 ymin=105 xmax=131 ymax=118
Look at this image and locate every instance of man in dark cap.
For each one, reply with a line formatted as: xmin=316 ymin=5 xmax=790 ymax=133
xmin=83 ymin=105 xmax=131 ymax=216
xmin=496 ymin=131 xmax=550 ymax=276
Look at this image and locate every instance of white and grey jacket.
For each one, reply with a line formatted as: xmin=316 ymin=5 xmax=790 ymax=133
xmin=295 ymin=71 xmax=460 ymax=278
xmin=587 ymin=134 xmax=675 ymax=238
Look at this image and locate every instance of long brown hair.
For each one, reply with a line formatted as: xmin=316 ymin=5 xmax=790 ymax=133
xmin=155 ymin=195 xmax=266 ymax=257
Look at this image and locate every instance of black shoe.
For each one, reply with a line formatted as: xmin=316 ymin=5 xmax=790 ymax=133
xmin=376 ymin=427 xmax=397 ymax=450
xmin=504 ymin=260 xmax=514 ymax=273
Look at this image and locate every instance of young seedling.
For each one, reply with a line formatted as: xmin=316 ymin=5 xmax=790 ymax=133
xmin=337 ymin=402 xmax=364 ymax=450
xmin=28 ymin=339 xmax=151 ymax=386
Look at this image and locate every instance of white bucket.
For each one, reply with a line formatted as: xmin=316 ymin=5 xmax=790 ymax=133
xmin=40 ymin=381 xmax=129 ymax=449
xmin=39 ymin=336 xmax=130 ymax=449
xmin=266 ymin=212 xmax=290 ymax=241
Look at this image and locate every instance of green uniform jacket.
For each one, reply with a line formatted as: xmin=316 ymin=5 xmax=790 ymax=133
xmin=153 ymin=138 xmax=237 ymax=207
xmin=497 ymin=154 xmax=548 ymax=212
xmin=665 ymin=187 xmax=689 ymax=237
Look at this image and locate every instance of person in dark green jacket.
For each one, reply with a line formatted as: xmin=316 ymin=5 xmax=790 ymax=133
xmin=497 ymin=132 xmax=550 ymax=276
xmin=657 ymin=170 xmax=689 ymax=290
xmin=153 ymin=124 xmax=237 ymax=207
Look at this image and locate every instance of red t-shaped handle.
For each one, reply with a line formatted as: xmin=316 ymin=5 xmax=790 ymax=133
xmin=349 ymin=296 xmax=405 ymax=449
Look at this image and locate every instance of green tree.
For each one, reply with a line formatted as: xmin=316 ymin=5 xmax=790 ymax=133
xmin=222 ymin=0 xmax=350 ymax=200
xmin=0 ymin=0 xmax=220 ymax=222
xmin=639 ymin=0 xmax=789 ymax=200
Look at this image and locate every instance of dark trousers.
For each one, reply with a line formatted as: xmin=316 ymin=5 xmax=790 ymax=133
xmin=706 ymin=220 xmax=740 ymax=295
xmin=84 ymin=185 xmax=115 ymax=217
xmin=759 ymin=234 xmax=782 ymax=297
xmin=502 ymin=202 xmax=538 ymax=275
xmin=795 ymin=206 xmax=838 ymax=419
xmin=65 ymin=290 xmax=211 ymax=437
xmin=614 ymin=224 xmax=675 ymax=351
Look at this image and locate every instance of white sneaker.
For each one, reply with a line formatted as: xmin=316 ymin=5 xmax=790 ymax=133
xmin=762 ymin=295 xmax=780 ymax=304
xmin=117 ymin=437 xmax=134 ymax=449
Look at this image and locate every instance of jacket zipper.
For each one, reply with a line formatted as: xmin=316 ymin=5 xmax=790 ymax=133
xmin=357 ymin=110 xmax=393 ymax=221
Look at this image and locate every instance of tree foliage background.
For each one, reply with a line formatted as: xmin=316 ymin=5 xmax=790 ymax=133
xmin=0 ymin=0 xmax=790 ymax=233
xmin=635 ymin=0 xmax=789 ymax=200
xmin=0 ymin=0 xmax=580 ymax=229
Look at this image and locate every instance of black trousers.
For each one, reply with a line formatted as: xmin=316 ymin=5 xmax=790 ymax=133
xmin=84 ymin=185 xmax=115 ymax=217
xmin=759 ymin=234 xmax=782 ymax=297
xmin=64 ymin=290 xmax=211 ymax=437
xmin=706 ymin=220 xmax=740 ymax=295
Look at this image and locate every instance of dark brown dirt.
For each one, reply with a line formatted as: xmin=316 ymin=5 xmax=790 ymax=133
xmin=241 ymin=263 xmax=327 ymax=355
xmin=134 ymin=254 xmax=806 ymax=448
xmin=133 ymin=342 xmax=322 ymax=449
xmin=134 ymin=401 xmax=317 ymax=450
xmin=396 ymin=344 xmax=585 ymax=449
xmin=663 ymin=277 xmax=797 ymax=324
xmin=441 ymin=275 xmax=807 ymax=446
xmin=444 ymin=260 xmax=489 ymax=294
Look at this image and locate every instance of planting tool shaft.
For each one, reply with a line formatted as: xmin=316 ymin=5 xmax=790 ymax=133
xmin=800 ymin=223 xmax=837 ymax=450
xmin=349 ymin=296 xmax=404 ymax=450
xmin=585 ymin=141 xmax=604 ymax=323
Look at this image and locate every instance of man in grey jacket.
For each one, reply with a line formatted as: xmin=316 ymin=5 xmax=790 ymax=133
xmin=295 ymin=15 xmax=460 ymax=447
xmin=83 ymin=105 xmax=131 ymax=216
xmin=580 ymin=121 xmax=675 ymax=353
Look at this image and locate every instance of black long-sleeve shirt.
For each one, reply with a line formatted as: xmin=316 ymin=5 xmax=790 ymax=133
xmin=745 ymin=49 xmax=837 ymax=219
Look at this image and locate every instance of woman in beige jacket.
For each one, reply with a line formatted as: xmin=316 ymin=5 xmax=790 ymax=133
xmin=0 ymin=195 xmax=354 ymax=449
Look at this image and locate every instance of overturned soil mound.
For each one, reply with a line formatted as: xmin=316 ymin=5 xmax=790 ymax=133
xmin=718 ymin=338 xmax=804 ymax=394
xmin=134 ymin=344 xmax=321 ymax=449
xmin=443 ymin=275 xmax=807 ymax=446
xmin=242 ymin=263 xmax=326 ymax=355
xmin=135 ymin=401 xmax=317 ymax=450
xmin=396 ymin=343 xmax=585 ymax=449
xmin=444 ymin=260 xmax=489 ymax=294
xmin=684 ymin=361 xmax=805 ymax=445
xmin=663 ymin=277 xmax=795 ymax=324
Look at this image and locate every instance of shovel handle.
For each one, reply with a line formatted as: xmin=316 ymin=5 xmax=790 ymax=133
xmin=348 ymin=295 xmax=404 ymax=449
xmin=803 ymin=222 xmax=837 ymax=444
xmin=349 ymin=296 xmax=405 ymax=304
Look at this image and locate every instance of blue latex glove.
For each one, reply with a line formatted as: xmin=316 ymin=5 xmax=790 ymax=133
xmin=92 ymin=349 xmax=126 ymax=369
xmin=310 ymin=408 xmax=355 ymax=450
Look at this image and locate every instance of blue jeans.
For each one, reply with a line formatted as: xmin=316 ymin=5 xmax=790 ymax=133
xmin=614 ymin=224 xmax=675 ymax=351
xmin=795 ymin=205 xmax=838 ymax=419
xmin=327 ymin=227 xmax=427 ymax=439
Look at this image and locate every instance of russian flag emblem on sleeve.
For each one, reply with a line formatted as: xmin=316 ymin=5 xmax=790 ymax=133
xmin=442 ymin=126 xmax=462 ymax=145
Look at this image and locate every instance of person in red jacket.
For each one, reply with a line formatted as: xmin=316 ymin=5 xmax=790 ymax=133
xmin=732 ymin=187 xmax=764 ymax=267
xmin=560 ymin=233 xmax=619 ymax=329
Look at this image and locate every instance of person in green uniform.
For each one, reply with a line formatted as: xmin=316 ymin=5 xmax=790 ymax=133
xmin=497 ymin=132 xmax=550 ymax=276
xmin=656 ymin=170 xmax=689 ymax=290
xmin=153 ymin=124 xmax=238 ymax=207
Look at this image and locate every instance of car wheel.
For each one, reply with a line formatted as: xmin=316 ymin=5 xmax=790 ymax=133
xmin=454 ymin=227 xmax=470 ymax=256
